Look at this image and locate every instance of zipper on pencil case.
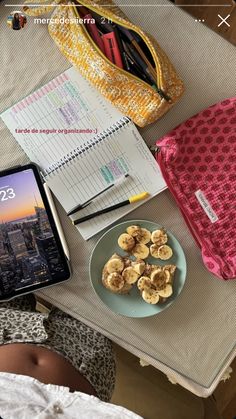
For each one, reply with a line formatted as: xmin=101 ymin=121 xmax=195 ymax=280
xmin=72 ymin=2 xmax=170 ymax=102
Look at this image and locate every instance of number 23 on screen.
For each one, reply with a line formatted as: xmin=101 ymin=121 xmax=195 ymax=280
xmin=0 ymin=188 xmax=16 ymax=201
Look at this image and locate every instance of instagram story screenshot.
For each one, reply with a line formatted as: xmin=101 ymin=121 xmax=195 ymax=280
xmin=0 ymin=1 xmax=235 ymax=419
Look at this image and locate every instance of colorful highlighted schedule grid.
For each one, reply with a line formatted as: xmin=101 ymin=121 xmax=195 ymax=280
xmin=46 ymin=122 xmax=166 ymax=240
xmin=101 ymin=157 xmax=129 ymax=183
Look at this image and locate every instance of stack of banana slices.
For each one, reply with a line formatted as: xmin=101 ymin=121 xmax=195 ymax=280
xmin=102 ymin=224 xmax=177 ymax=305
xmin=102 ymin=253 xmax=146 ymax=295
xmin=137 ymin=264 xmax=176 ymax=304
xmin=117 ymin=225 xmax=173 ymax=260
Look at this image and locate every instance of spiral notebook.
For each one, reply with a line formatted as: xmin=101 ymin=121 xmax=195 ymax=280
xmin=1 ymin=67 xmax=166 ymax=239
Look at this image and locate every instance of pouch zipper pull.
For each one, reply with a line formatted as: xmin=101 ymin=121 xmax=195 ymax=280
xmin=149 ymin=144 xmax=171 ymax=156
xmin=149 ymin=145 xmax=160 ymax=155
xmin=156 ymin=88 xmax=171 ymax=102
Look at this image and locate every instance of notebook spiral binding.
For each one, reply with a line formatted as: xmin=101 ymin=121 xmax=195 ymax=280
xmin=42 ymin=116 xmax=131 ymax=178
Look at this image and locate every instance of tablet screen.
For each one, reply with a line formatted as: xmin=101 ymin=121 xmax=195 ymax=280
xmin=0 ymin=165 xmax=70 ymax=299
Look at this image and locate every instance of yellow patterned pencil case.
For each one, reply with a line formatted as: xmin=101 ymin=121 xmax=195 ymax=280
xmin=23 ymin=0 xmax=184 ymax=127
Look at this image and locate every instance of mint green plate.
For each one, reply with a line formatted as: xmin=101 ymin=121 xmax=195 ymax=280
xmin=89 ymin=220 xmax=187 ymax=317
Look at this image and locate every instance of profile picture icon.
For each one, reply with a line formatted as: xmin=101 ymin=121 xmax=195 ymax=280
xmin=7 ymin=11 xmax=27 ymax=30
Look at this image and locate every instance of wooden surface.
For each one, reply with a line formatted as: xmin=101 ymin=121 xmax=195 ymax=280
xmin=112 ymin=344 xmax=236 ymax=419
xmin=214 ymin=358 xmax=236 ymax=419
xmin=174 ymin=0 xmax=236 ymax=46
xmin=112 ymin=344 xmax=222 ymax=419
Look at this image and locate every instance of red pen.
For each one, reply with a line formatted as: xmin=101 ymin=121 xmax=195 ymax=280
xmin=84 ymin=13 xmax=105 ymax=54
xmin=102 ymin=32 xmax=124 ymax=69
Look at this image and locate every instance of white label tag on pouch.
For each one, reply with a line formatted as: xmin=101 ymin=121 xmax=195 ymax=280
xmin=195 ymin=190 xmax=219 ymax=223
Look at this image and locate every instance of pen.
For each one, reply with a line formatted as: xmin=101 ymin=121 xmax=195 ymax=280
xmin=120 ymin=30 xmax=171 ymax=100
xmin=122 ymin=41 xmax=155 ymax=86
xmin=43 ymin=183 xmax=70 ymax=261
xmin=123 ymin=52 xmax=131 ymax=71
xmin=72 ymin=192 xmax=150 ymax=225
xmin=67 ymin=174 xmax=129 ymax=216
xmin=124 ymin=50 xmax=150 ymax=83
xmin=125 ymin=43 xmax=156 ymax=85
xmin=130 ymin=29 xmax=156 ymax=67
xmin=122 ymin=41 xmax=143 ymax=72
xmin=117 ymin=25 xmax=157 ymax=80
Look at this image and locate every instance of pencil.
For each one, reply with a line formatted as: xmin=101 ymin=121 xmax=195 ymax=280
xmin=43 ymin=183 xmax=70 ymax=260
xmin=132 ymin=39 xmax=157 ymax=80
xmin=72 ymin=192 xmax=150 ymax=225
xmin=67 ymin=174 xmax=129 ymax=216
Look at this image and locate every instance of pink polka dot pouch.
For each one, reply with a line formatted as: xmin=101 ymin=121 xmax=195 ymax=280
xmin=156 ymin=98 xmax=236 ymax=280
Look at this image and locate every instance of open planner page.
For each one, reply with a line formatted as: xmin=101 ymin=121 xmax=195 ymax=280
xmin=46 ymin=122 xmax=166 ymax=240
xmin=1 ymin=67 xmax=123 ymax=171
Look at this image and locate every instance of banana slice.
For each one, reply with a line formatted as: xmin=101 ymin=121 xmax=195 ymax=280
xmin=118 ymin=233 xmax=135 ymax=252
xmin=163 ymin=264 xmax=177 ymax=275
xmin=102 ymin=266 xmax=110 ymax=289
xmin=126 ymin=225 xmax=141 ymax=237
xmin=122 ymin=267 xmax=140 ymax=284
xmin=151 ymin=229 xmax=168 ymax=245
xmin=107 ymin=272 xmax=125 ymax=292
xmin=131 ymin=259 xmax=145 ymax=275
xmin=150 ymin=269 xmax=166 ymax=290
xmin=102 ymin=277 xmax=109 ymax=290
xmin=163 ymin=265 xmax=177 ymax=284
xmin=157 ymin=245 xmax=173 ymax=260
xmin=123 ymin=257 xmax=132 ymax=268
xmin=163 ymin=269 xmax=171 ymax=284
xmin=151 ymin=264 xmax=162 ymax=270
xmin=150 ymin=268 xmax=162 ymax=280
xmin=142 ymin=289 xmax=160 ymax=304
xmin=110 ymin=253 xmax=122 ymax=260
xmin=143 ymin=264 xmax=152 ymax=277
xmin=158 ymin=284 xmax=173 ymax=298
xmin=150 ymin=244 xmax=160 ymax=259
xmin=137 ymin=276 xmax=152 ymax=291
xmin=102 ymin=265 xmax=109 ymax=280
xmin=132 ymin=243 xmax=149 ymax=259
xmin=136 ymin=228 xmax=151 ymax=244
xmin=118 ymin=282 xmax=133 ymax=294
xmin=106 ymin=257 xmax=124 ymax=274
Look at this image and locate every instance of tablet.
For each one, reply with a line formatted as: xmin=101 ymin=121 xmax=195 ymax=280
xmin=0 ymin=164 xmax=70 ymax=301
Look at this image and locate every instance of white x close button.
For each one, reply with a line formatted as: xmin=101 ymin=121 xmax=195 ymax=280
xmin=218 ymin=14 xmax=231 ymax=27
